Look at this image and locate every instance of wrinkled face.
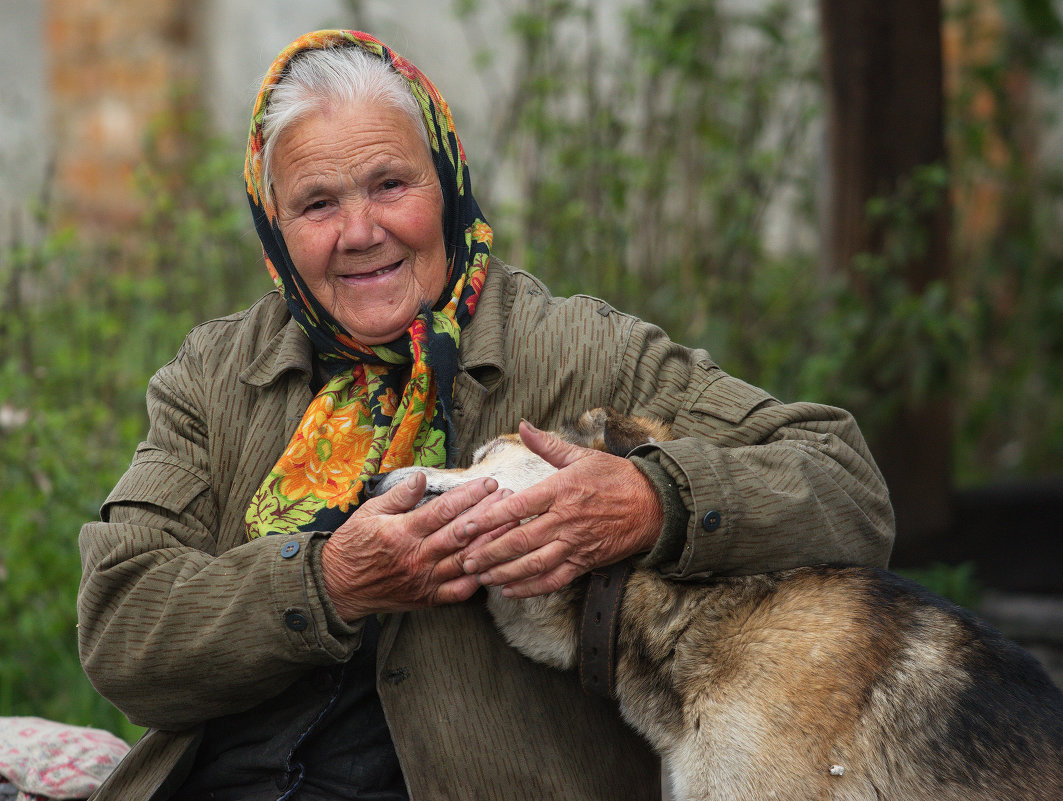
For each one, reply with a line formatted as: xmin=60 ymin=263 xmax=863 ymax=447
xmin=271 ymin=99 xmax=447 ymax=345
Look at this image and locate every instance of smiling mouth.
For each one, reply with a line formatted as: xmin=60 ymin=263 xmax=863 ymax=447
xmin=340 ymin=260 xmax=403 ymax=281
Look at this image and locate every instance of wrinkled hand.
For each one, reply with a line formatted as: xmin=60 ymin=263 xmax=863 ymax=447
xmin=321 ymin=473 xmax=514 ymax=621
xmin=459 ymin=421 xmax=663 ymax=598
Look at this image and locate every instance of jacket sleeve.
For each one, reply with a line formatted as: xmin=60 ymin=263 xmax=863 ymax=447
xmin=612 ymin=317 xmax=895 ymax=578
xmin=77 ymin=342 xmax=361 ymax=731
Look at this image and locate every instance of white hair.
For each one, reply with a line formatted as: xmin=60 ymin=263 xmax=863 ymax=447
xmin=259 ymin=45 xmax=430 ymax=207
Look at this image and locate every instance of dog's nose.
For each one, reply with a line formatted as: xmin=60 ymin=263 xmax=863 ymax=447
xmin=366 ymin=472 xmax=388 ymax=497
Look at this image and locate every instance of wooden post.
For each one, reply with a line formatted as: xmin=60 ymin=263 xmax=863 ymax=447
xmin=819 ymin=0 xmax=954 ymax=547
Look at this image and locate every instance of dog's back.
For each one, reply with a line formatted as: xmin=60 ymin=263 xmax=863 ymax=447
xmin=615 ymin=564 xmax=1063 ymax=800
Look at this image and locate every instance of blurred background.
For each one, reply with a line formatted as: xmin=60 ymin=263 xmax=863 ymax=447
xmin=2 ymin=0 xmax=1061 ymax=741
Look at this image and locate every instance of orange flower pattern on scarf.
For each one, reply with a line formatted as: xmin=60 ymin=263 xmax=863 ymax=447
xmin=244 ymin=32 xmax=491 ymax=539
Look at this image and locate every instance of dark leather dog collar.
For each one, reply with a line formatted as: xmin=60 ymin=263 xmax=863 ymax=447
xmin=578 ymin=560 xmax=633 ymax=698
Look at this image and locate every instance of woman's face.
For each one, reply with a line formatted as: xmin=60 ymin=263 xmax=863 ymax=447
xmin=270 ymin=99 xmax=447 ymax=345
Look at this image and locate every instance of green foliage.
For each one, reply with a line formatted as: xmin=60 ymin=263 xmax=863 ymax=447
xmin=806 ymin=165 xmax=973 ymax=433
xmin=473 ymin=0 xmax=974 ymax=442
xmin=490 ymin=0 xmax=820 ymax=329
xmin=947 ymin=0 xmax=1063 ymax=482
xmin=0 ymin=109 xmax=262 ymax=741
xmin=472 ymin=0 xmax=1062 ymax=482
xmin=897 ymin=562 xmax=982 ymax=610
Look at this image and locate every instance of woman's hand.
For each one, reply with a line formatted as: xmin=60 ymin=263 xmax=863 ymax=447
xmin=321 ymin=474 xmax=513 ymax=621
xmin=457 ymin=421 xmax=663 ymax=598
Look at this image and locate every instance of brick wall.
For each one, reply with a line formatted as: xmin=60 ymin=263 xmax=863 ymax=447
xmin=8 ymin=0 xmax=510 ymax=239
xmin=45 ymin=0 xmax=200 ymax=230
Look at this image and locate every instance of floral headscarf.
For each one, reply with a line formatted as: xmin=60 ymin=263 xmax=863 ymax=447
xmin=245 ymin=31 xmax=492 ymax=539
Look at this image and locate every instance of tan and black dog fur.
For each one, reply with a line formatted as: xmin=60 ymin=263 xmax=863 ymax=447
xmin=373 ymin=408 xmax=1063 ymax=801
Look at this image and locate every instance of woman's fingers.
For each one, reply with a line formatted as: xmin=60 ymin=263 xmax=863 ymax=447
xmin=474 ymin=537 xmax=578 ymax=595
xmin=429 ymin=573 xmax=485 ymax=606
xmin=493 ymin=560 xmax=584 ymax=600
xmin=460 ymin=518 xmax=520 ymax=559
xmin=409 ymin=476 xmax=498 ymax=527
xmin=350 ymin=470 xmax=427 ymax=517
xmin=410 ymin=480 xmax=509 ymax=562
xmin=458 ymin=449 xmax=662 ymax=595
xmin=324 ymin=476 xmax=506 ymax=619
xmin=454 ymin=482 xmax=555 ymax=570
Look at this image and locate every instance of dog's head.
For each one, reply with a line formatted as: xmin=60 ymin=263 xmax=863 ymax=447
xmin=368 ymin=408 xmax=670 ymax=503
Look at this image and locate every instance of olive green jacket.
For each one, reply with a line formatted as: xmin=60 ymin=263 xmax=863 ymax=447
xmin=79 ymin=260 xmax=894 ymax=800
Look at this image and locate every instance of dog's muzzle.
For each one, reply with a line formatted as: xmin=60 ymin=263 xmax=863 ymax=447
xmin=367 ymin=469 xmax=441 ymax=507
xmin=365 ymin=472 xmax=388 ymax=498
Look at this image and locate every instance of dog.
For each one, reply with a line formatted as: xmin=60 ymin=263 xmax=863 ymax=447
xmin=372 ymin=408 xmax=1063 ymax=801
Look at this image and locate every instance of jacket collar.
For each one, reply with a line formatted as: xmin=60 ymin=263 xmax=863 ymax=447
xmin=238 ymin=312 xmax=315 ymax=388
xmin=457 ymin=260 xmax=509 ymax=392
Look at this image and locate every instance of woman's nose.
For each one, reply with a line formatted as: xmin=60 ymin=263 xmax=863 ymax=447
xmin=338 ymin=207 xmax=386 ymax=251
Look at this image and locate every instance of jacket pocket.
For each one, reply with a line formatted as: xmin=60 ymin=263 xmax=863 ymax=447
xmin=102 ymin=444 xmax=211 ymax=521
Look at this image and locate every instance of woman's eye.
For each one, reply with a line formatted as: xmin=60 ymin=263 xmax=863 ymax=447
xmin=379 ymin=179 xmax=403 ymax=192
xmin=305 ymin=200 xmax=329 ymax=213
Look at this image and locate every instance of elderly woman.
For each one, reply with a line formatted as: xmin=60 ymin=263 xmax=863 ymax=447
xmin=78 ymin=31 xmax=894 ymax=801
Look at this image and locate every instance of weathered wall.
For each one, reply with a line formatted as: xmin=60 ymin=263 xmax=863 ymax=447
xmin=6 ymin=0 xmax=1034 ymax=247
xmin=1 ymin=0 xmax=49 ymax=246
xmin=0 ymin=0 xmax=513 ymax=240
xmin=42 ymin=0 xmax=200 ymax=229
xmin=197 ymin=1 xmax=512 ymax=190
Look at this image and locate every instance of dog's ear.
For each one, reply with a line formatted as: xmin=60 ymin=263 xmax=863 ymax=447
xmin=563 ymin=408 xmax=671 ymax=454
xmin=562 ymin=409 xmax=609 ymax=451
xmin=602 ymin=409 xmax=664 ymax=456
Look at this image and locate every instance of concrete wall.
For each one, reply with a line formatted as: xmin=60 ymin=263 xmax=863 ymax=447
xmin=1 ymin=0 xmax=49 ymax=246
xmin=26 ymin=0 xmax=202 ymax=230
xmin=197 ymin=0 xmax=513 ymax=181
xmin=198 ymin=0 xmax=349 ymax=139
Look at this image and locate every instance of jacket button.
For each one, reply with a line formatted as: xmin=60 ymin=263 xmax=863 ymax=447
xmin=281 ymin=540 xmax=300 ymax=558
xmin=701 ymin=510 xmax=722 ymax=532
xmin=284 ymin=609 xmax=309 ymax=631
